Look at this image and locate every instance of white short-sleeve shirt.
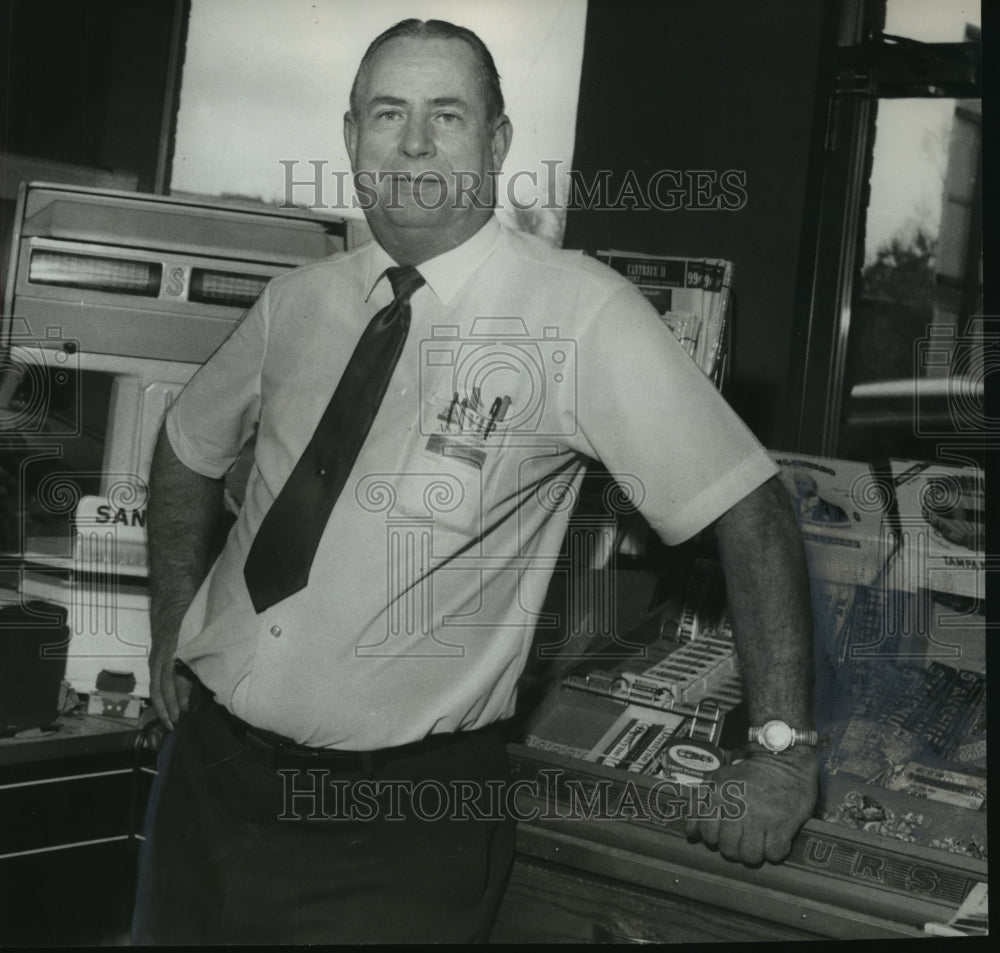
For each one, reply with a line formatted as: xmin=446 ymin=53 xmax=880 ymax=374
xmin=166 ymin=216 xmax=777 ymax=748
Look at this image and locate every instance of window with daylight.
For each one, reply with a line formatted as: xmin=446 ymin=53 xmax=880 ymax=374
xmin=790 ymin=0 xmax=984 ymax=469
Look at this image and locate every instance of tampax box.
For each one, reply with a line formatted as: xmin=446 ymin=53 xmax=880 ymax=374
xmin=888 ymin=460 xmax=984 ymax=600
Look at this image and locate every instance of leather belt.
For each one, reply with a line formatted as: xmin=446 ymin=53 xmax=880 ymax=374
xmin=204 ymin=692 xmax=483 ymax=774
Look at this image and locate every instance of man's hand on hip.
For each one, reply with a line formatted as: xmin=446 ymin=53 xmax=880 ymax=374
xmin=149 ymin=632 xmax=193 ymax=731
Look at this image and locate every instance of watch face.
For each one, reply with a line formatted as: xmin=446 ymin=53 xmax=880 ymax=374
xmin=761 ymin=720 xmax=792 ymax=751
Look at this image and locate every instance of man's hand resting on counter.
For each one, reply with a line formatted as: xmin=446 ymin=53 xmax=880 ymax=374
xmin=686 ymin=745 xmax=818 ymax=865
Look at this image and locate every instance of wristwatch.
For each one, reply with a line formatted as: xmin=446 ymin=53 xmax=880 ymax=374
xmin=747 ymin=719 xmax=818 ymax=753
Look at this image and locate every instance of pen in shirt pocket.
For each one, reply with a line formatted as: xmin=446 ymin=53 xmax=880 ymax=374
xmin=436 ymin=391 xmax=510 ymax=439
xmin=443 ymin=391 xmax=459 ymax=430
xmin=483 ymin=395 xmax=510 ymax=439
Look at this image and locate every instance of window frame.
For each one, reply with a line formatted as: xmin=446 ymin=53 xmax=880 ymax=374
xmin=785 ymin=0 xmax=983 ymax=460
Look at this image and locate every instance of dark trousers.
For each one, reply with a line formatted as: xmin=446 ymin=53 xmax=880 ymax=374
xmin=131 ymin=683 xmax=516 ymax=944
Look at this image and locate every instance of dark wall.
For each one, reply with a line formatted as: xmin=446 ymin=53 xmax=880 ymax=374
xmin=1 ymin=0 xmax=180 ymax=191
xmin=565 ymin=0 xmax=833 ymax=447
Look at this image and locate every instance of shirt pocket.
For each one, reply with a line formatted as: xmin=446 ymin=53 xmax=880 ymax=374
xmin=355 ymin=389 xmax=507 ymax=542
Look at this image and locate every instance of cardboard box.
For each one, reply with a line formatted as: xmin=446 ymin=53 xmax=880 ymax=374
xmin=888 ymin=460 xmax=984 ymax=599
xmin=771 ymin=452 xmax=890 ymax=587
xmin=771 ymin=452 xmax=984 ymax=600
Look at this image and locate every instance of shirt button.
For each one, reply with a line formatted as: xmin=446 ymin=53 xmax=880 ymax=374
xmin=316 ymin=467 xmax=327 ymax=477
xmin=270 ymin=624 xmax=282 ymax=638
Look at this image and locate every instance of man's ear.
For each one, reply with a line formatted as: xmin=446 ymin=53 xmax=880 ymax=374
xmin=491 ymin=115 xmax=513 ymax=170
xmin=344 ymin=111 xmax=358 ymax=167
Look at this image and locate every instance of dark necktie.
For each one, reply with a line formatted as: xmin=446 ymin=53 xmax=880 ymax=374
xmin=243 ymin=265 xmax=425 ymax=613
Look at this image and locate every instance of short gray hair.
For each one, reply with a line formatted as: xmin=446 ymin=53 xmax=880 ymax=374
xmin=349 ymin=19 xmax=505 ymax=122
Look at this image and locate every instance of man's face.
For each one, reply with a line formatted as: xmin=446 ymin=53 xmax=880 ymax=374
xmin=344 ymin=36 xmax=512 ymax=258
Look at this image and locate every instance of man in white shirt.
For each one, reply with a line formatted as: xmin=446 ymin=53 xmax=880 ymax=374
xmin=133 ymin=18 xmax=817 ymax=945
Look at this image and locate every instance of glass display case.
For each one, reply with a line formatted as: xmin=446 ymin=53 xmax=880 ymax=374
xmin=504 ymin=451 xmax=986 ymax=940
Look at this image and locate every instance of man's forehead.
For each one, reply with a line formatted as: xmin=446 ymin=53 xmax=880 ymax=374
xmin=358 ymin=35 xmax=484 ymax=102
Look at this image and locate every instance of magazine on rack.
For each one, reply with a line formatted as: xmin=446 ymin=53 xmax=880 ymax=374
xmin=595 ymin=250 xmax=733 ymax=385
